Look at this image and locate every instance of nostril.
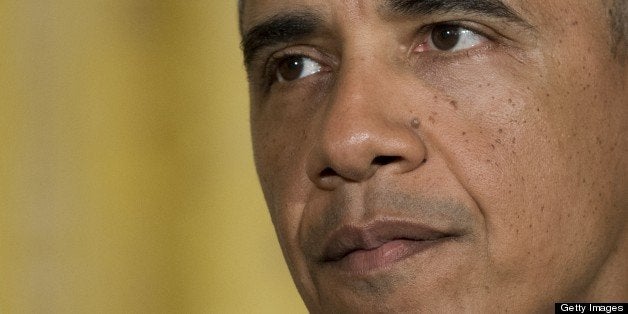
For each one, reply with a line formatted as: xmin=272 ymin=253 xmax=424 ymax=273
xmin=320 ymin=167 xmax=338 ymax=178
xmin=372 ymin=155 xmax=402 ymax=166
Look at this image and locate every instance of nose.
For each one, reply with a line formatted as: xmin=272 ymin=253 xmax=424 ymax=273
xmin=306 ymin=63 xmax=427 ymax=190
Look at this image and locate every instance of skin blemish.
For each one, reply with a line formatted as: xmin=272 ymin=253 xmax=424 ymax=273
xmin=498 ymin=129 xmax=503 ymax=133
xmin=450 ymin=100 xmax=458 ymax=110
xmin=462 ymin=131 xmax=467 ymax=136
xmin=411 ymin=118 xmax=420 ymax=129
xmin=428 ymin=112 xmax=437 ymax=124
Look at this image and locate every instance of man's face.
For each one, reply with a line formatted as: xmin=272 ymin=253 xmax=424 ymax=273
xmin=242 ymin=0 xmax=627 ymax=312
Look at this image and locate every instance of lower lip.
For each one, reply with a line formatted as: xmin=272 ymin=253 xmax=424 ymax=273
xmin=331 ymin=239 xmax=443 ymax=274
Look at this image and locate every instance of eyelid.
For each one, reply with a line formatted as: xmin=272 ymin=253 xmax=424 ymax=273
xmin=412 ymin=21 xmax=495 ymax=54
xmin=276 ymin=56 xmax=323 ymax=82
xmin=264 ymin=46 xmax=333 ymax=86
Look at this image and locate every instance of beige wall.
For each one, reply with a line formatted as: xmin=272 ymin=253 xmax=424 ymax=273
xmin=0 ymin=1 xmax=305 ymax=313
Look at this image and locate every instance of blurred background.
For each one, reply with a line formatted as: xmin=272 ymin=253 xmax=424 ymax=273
xmin=0 ymin=1 xmax=306 ymax=313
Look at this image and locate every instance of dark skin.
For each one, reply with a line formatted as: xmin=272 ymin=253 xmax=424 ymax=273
xmin=241 ymin=0 xmax=627 ymax=312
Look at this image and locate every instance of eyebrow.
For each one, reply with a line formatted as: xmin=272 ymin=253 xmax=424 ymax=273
xmin=241 ymin=11 xmax=322 ymax=67
xmin=241 ymin=0 xmax=532 ymax=68
xmin=381 ymin=0 xmax=530 ymax=25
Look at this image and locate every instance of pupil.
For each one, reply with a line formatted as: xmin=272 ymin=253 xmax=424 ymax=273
xmin=432 ymin=25 xmax=460 ymax=51
xmin=278 ymin=56 xmax=304 ymax=81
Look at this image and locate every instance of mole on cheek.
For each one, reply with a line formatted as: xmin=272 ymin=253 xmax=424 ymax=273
xmin=450 ymin=100 xmax=458 ymax=110
xmin=411 ymin=118 xmax=420 ymax=129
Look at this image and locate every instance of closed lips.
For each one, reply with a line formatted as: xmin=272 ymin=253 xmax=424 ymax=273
xmin=320 ymin=220 xmax=456 ymax=266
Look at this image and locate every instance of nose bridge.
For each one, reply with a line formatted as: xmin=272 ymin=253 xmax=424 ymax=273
xmin=329 ymin=11 xmax=392 ymax=118
xmin=327 ymin=57 xmax=379 ymax=132
xmin=321 ymin=53 xmax=389 ymax=156
xmin=328 ymin=39 xmax=397 ymax=126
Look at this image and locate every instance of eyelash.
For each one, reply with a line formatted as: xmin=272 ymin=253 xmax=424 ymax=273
xmin=417 ymin=22 xmax=493 ymax=52
xmin=261 ymin=50 xmax=331 ymax=91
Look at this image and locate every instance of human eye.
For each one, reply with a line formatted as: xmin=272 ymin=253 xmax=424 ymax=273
xmin=415 ymin=24 xmax=487 ymax=53
xmin=274 ymin=55 xmax=322 ymax=83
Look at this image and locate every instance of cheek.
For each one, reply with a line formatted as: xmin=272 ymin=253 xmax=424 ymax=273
xmin=251 ymin=105 xmax=314 ymax=226
xmin=423 ymin=54 xmax=562 ymax=266
xmin=254 ymin=122 xmax=302 ymax=195
xmin=425 ymin=53 xmax=542 ymax=209
xmin=251 ymin=112 xmax=324 ymax=304
xmin=433 ymin=44 xmax=624 ymax=295
xmin=251 ymin=84 xmax=328 ymax=199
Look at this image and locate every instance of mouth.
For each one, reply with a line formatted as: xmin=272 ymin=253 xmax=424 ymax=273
xmin=320 ymin=220 xmax=457 ymax=274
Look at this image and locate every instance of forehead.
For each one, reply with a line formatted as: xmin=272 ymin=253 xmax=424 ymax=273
xmin=240 ymin=0 xmax=606 ymax=32
xmin=241 ymin=0 xmax=528 ymax=27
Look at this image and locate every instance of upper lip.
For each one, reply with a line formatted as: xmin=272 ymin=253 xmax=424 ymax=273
xmin=320 ymin=219 xmax=453 ymax=262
